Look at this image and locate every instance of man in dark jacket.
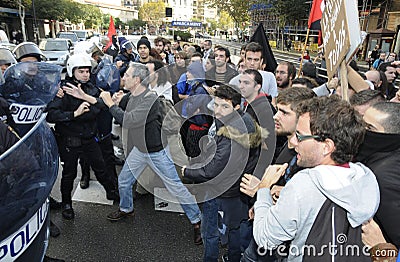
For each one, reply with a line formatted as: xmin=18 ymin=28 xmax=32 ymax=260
xmin=46 ymin=53 xmax=119 ymax=220
xmin=100 ymin=62 xmax=202 ymax=245
xmin=184 ymin=85 xmax=262 ymax=262
xmin=205 ymin=46 xmax=238 ymax=87
xmin=357 ymin=101 xmax=400 ymax=248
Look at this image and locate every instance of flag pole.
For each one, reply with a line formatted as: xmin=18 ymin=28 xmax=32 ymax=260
xmin=297 ymin=28 xmax=310 ymax=78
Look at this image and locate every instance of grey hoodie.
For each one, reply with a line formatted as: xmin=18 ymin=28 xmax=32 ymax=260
xmin=253 ymin=162 xmax=380 ymax=261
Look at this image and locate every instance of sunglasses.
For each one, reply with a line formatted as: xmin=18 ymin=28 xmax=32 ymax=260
xmin=295 ymin=131 xmax=322 ymax=142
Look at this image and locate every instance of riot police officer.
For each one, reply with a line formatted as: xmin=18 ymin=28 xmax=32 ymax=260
xmin=0 ymin=47 xmax=17 ymax=74
xmin=47 ymin=53 xmax=119 ymax=220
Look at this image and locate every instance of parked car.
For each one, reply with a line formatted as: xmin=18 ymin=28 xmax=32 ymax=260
xmin=72 ymin=30 xmax=93 ymax=41
xmin=56 ymin=32 xmax=79 ymax=45
xmin=39 ymin=38 xmax=73 ymax=69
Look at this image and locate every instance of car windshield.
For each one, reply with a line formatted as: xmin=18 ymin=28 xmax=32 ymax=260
xmin=44 ymin=41 xmax=68 ymax=51
xmin=58 ymin=33 xmax=78 ymax=42
xmin=73 ymin=31 xmax=86 ymax=39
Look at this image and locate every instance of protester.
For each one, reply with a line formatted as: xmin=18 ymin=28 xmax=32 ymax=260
xmin=205 ymin=46 xmax=238 ymax=87
xmin=378 ymin=62 xmax=399 ymax=100
xmin=274 ymin=61 xmax=297 ymax=90
xmin=146 ymin=60 xmax=173 ymax=102
xmin=230 ymin=42 xmax=278 ymax=104
xmin=349 ymin=89 xmax=385 ymax=116
xmin=357 ymin=102 xmax=400 ymax=248
xmin=242 ymin=96 xmax=379 ymax=261
xmin=184 ymin=85 xmax=262 ymax=261
xmin=99 ymin=63 xmax=202 ymax=245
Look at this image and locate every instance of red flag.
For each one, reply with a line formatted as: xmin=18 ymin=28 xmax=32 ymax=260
xmin=308 ymin=0 xmax=324 ymax=30
xmin=106 ymin=16 xmax=116 ymax=49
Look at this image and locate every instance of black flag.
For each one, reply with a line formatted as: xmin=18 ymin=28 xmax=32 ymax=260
xmin=250 ymin=23 xmax=277 ymax=73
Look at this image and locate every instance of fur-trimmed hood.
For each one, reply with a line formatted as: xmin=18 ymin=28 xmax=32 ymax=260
xmin=216 ymin=111 xmax=268 ymax=149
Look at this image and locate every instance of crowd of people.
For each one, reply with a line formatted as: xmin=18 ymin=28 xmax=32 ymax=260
xmin=0 ymin=33 xmax=399 ymax=262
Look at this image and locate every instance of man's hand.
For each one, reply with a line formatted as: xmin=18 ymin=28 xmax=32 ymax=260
xmin=258 ymin=164 xmax=288 ymax=190
xmin=240 ymin=174 xmax=261 ymax=197
xmin=112 ymin=91 xmax=125 ymax=105
xmin=248 ymin=206 xmax=254 ymax=220
xmin=100 ymin=91 xmax=114 ymax=108
xmin=390 ymin=89 xmax=400 ymax=103
xmin=327 ymin=77 xmax=339 ymax=90
xmin=74 ymin=102 xmax=90 ymax=117
xmin=63 ymin=82 xmax=86 ymax=100
xmin=56 ymin=87 xmax=64 ymax=98
xmin=362 ymin=219 xmax=386 ymax=248
xmin=270 ymin=185 xmax=284 ymax=204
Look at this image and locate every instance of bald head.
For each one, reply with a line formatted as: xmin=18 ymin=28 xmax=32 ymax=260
xmin=365 ymin=70 xmax=381 ymax=89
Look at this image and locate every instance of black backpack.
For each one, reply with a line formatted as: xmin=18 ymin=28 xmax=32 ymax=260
xmin=303 ymin=198 xmax=370 ymax=262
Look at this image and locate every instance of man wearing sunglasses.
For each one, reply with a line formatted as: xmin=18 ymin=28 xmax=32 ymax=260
xmin=243 ymin=96 xmax=380 ymax=261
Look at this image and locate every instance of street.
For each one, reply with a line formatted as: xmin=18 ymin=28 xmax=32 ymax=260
xmin=46 ymin=124 xmax=205 ymax=262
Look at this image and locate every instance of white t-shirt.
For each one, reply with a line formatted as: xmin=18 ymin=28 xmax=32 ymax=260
xmin=149 ymin=81 xmax=173 ymax=102
xmin=229 ymin=70 xmax=278 ymax=97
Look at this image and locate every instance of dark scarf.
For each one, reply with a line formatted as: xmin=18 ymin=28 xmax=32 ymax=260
xmin=356 ymin=130 xmax=400 ymax=162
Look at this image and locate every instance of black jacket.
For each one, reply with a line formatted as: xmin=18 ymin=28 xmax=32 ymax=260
xmin=114 ymin=52 xmax=136 ymax=77
xmin=185 ymin=110 xmax=262 ymax=198
xmin=205 ymin=65 xmax=238 ymax=87
xmin=243 ymin=93 xmax=276 ymax=178
xmin=356 ymin=131 xmax=400 ymax=248
xmin=46 ymin=80 xmax=104 ymax=139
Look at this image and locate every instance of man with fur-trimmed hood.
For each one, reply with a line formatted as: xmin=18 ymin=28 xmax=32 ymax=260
xmin=183 ymin=85 xmax=266 ymax=262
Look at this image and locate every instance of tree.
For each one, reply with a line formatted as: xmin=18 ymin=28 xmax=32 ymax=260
xmin=127 ymin=19 xmax=146 ymax=31
xmin=139 ymin=1 xmax=166 ymax=27
xmin=218 ymin=10 xmax=233 ymax=31
xmin=206 ymin=0 xmax=250 ymax=38
xmin=269 ymin=0 xmax=309 ymax=26
xmin=81 ymin=5 xmax=102 ymax=29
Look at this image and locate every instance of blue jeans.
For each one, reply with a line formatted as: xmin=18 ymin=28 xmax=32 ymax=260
xmin=118 ymin=147 xmax=201 ymax=224
xmin=201 ymin=198 xmax=220 ymax=262
xmin=219 ymin=196 xmax=249 ymax=262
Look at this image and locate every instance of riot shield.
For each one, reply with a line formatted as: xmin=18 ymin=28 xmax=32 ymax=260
xmin=0 ymin=62 xmax=62 ymax=136
xmin=0 ymin=62 xmax=61 ymax=261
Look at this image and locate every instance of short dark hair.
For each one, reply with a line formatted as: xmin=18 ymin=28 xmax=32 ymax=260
xmin=370 ymin=102 xmax=400 ymax=134
xmin=147 ymin=60 xmax=168 ymax=86
xmin=204 ymin=39 xmax=212 ymax=46
xmin=302 ymin=62 xmax=317 ymax=79
xmin=349 ymin=89 xmax=385 ymax=106
xmin=190 ymin=52 xmax=203 ymax=59
xmin=245 ymin=42 xmax=263 ymax=55
xmin=296 ymin=96 xmax=365 ymax=164
xmin=215 ymin=46 xmax=230 ymax=58
xmin=378 ymin=62 xmax=396 ymax=72
xmin=154 ymin=37 xmax=165 ymax=46
xmin=278 ymin=61 xmax=297 ymax=80
xmin=214 ymin=85 xmax=242 ymax=107
xmin=243 ymin=69 xmax=263 ymax=86
xmin=277 ymin=86 xmax=316 ymax=111
xmin=291 ymin=77 xmax=318 ymax=89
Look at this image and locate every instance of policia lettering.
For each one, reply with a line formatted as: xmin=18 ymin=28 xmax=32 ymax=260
xmin=0 ymin=199 xmax=48 ymax=261
xmin=9 ymin=103 xmax=46 ymax=124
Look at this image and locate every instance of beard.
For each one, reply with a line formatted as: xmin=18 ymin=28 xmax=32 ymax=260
xmin=277 ymin=78 xmax=290 ymax=89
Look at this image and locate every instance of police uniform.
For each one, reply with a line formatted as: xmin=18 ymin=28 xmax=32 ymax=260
xmin=47 ymin=78 xmax=118 ymax=208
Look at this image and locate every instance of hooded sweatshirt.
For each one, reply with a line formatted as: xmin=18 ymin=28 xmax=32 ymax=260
xmin=184 ymin=110 xmax=264 ymax=198
xmin=253 ymin=163 xmax=380 ymax=261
